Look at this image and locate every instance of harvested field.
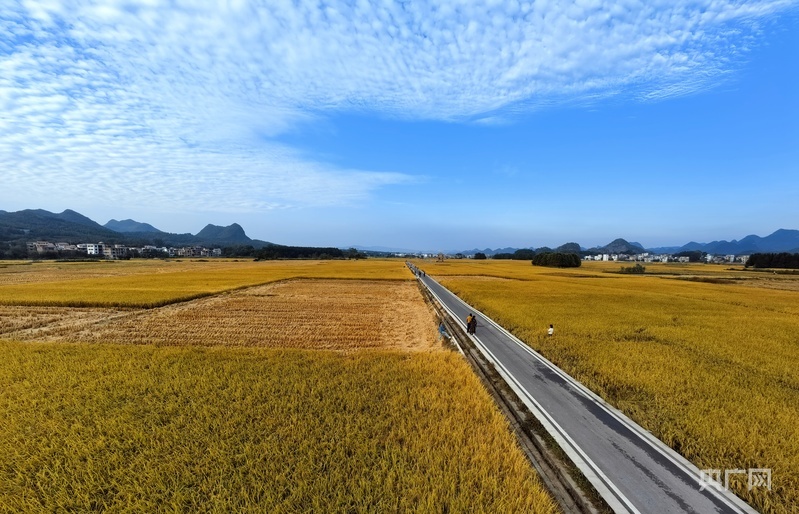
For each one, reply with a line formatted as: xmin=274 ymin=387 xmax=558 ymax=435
xmin=1 ymin=280 xmax=441 ymax=351
xmin=0 ymin=305 xmax=126 ymax=338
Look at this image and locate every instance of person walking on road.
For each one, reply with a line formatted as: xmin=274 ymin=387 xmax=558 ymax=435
xmin=467 ymin=314 xmax=477 ymax=335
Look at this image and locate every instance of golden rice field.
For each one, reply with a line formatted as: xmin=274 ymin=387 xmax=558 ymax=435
xmin=0 ymin=259 xmax=412 ymax=308
xmin=0 ymin=259 xmax=557 ymax=513
xmin=0 ymin=342 xmax=556 ymax=513
xmin=418 ymin=258 xmax=799 ymax=514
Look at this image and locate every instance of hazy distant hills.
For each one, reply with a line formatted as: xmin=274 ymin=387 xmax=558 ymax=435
xmin=0 ymin=209 xmax=271 ymax=248
xmin=461 ymin=240 xmax=646 ymax=256
xmin=2 ymin=209 xmax=798 ymax=254
xmin=104 ymin=219 xmax=163 ymax=233
xmin=195 ymin=223 xmax=251 ymax=243
xmin=647 ymin=229 xmax=799 ymax=255
xmin=594 ymin=238 xmax=645 ymax=254
xmin=0 ymin=209 xmax=121 ymax=243
xmin=458 ymin=230 xmax=799 ymax=256
xmin=458 ymin=247 xmax=519 ymax=256
xmin=103 ymin=218 xmax=251 ymax=244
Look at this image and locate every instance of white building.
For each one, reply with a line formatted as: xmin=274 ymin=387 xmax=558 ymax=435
xmin=77 ymin=243 xmax=102 ymax=255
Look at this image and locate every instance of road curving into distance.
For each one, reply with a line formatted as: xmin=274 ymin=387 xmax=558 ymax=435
xmin=414 ymin=268 xmax=758 ymax=514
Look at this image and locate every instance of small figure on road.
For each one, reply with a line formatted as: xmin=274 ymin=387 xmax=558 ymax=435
xmin=466 ymin=313 xmax=477 ymax=335
xmin=547 ymin=324 xmax=554 ymax=337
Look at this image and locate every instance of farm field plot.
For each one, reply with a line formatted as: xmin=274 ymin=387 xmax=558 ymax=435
xmin=425 ymin=258 xmax=799 ymax=292
xmin=419 ymin=259 xmax=799 ymax=513
xmin=0 ymin=280 xmax=440 ymax=351
xmin=0 ymin=260 xmax=557 ymax=512
xmin=0 ymin=342 xmax=556 ymax=513
xmin=0 ymin=259 xmax=412 ymax=308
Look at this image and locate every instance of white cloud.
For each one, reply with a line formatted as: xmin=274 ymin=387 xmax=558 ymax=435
xmin=1 ymin=0 xmax=796 ymax=213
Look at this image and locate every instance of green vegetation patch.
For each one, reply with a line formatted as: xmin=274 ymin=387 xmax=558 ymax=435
xmin=531 ymin=252 xmax=581 ymax=268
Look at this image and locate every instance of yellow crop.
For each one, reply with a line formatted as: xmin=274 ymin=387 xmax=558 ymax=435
xmin=1 ymin=280 xmax=441 ymax=352
xmin=0 ymin=342 xmax=556 ymax=513
xmin=0 ymin=259 xmax=412 ymax=308
xmin=418 ymin=259 xmax=799 ymax=513
xmin=0 ymin=260 xmax=556 ymax=512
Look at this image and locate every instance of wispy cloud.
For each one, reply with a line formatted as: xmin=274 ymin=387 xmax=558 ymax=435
xmin=1 ymin=0 xmax=796 ymax=213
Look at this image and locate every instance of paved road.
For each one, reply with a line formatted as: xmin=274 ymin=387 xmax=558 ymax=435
xmin=416 ymin=270 xmax=758 ymax=514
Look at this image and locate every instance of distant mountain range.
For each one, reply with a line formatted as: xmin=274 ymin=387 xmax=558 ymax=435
xmin=456 ymin=230 xmax=799 ymax=256
xmin=104 ymin=219 xmax=162 ymax=233
xmin=647 ymin=229 xmax=799 ymax=255
xmin=0 ymin=209 xmax=271 ymax=248
xmin=2 ymin=209 xmax=798 ymax=255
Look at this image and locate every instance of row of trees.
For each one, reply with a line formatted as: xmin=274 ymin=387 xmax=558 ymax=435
xmin=673 ymin=250 xmax=706 ymax=262
xmin=222 ymin=245 xmax=366 ymax=260
xmin=0 ymin=242 xmax=30 ymax=259
xmin=531 ymin=252 xmax=581 ymax=268
xmin=446 ymin=248 xmax=584 ymax=265
xmin=493 ymin=249 xmax=537 ymax=260
xmin=745 ymin=253 xmax=799 ymax=269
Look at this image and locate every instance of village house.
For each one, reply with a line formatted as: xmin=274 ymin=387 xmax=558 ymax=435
xmin=25 ymin=240 xmax=221 ymax=260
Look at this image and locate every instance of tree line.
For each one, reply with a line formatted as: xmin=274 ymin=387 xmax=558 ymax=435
xmin=222 ymin=245 xmax=366 ymax=260
xmin=531 ymin=252 xmax=581 ymax=268
xmin=745 ymin=253 xmax=799 ymax=269
xmin=493 ymin=249 xmax=537 ymax=260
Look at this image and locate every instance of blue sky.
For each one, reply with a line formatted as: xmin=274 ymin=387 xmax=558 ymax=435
xmin=2 ymin=1 xmax=797 ymax=251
